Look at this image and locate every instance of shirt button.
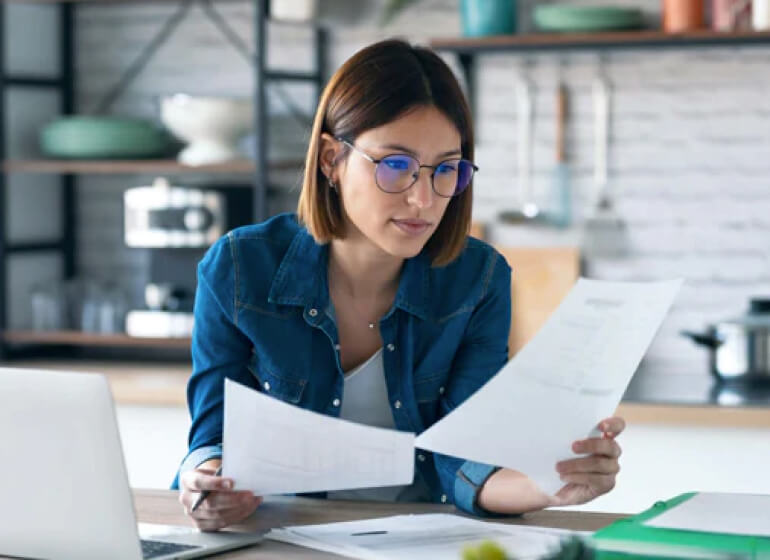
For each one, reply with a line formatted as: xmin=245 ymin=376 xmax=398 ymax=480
xmin=439 ymin=386 xmax=445 ymax=395
xmin=263 ymin=381 xmax=271 ymax=391
xmin=417 ymin=454 xmax=426 ymax=462
xmin=308 ymin=308 xmax=318 ymax=317
xmin=387 ymin=343 xmax=396 ymax=352
xmin=332 ymin=398 xmax=340 ymax=407
xmin=334 ymin=344 xmax=341 ymax=351
xmin=394 ymin=400 xmax=402 ymax=409
xmin=441 ymin=494 xmax=447 ymax=503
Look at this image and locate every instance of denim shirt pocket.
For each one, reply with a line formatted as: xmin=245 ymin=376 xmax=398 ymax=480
xmin=414 ymin=371 xmax=449 ymax=425
xmin=247 ymin=353 xmax=307 ymax=405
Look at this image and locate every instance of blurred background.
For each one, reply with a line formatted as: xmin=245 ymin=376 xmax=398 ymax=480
xmin=0 ymin=0 xmax=768 ymax=514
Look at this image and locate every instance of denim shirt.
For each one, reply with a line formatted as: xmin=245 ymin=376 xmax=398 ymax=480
xmin=174 ymin=213 xmax=512 ymax=516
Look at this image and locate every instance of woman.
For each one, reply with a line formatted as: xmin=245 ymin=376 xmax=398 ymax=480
xmin=175 ymin=39 xmax=624 ymax=531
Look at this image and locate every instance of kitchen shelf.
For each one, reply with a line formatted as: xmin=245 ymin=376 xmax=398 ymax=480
xmin=1 ymin=329 xmax=191 ymax=349
xmin=2 ymin=158 xmax=304 ymax=175
xmin=430 ymin=29 xmax=770 ymax=53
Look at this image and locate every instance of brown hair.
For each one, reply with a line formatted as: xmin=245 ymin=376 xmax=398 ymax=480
xmin=297 ymin=39 xmax=474 ymax=267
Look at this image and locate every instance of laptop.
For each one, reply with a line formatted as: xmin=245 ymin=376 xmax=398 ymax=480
xmin=0 ymin=367 xmax=265 ymax=559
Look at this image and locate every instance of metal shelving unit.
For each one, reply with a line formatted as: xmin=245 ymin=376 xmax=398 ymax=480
xmin=0 ymin=0 xmax=326 ymax=358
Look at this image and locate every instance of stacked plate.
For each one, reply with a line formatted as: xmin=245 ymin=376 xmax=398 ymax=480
xmin=533 ymin=5 xmax=644 ymax=32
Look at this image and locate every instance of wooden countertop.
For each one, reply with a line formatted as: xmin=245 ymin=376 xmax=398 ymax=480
xmin=133 ymin=489 xmax=624 ymax=559
xmin=5 ymin=359 xmax=770 ymax=428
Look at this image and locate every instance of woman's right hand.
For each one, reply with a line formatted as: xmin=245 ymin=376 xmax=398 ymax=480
xmin=179 ymin=460 xmax=263 ymax=531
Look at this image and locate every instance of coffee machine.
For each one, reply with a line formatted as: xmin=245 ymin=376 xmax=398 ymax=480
xmin=123 ymin=177 xmax=253 ymax=337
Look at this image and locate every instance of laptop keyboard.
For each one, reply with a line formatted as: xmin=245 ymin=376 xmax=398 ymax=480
xmin=141 ymin=538 xmax=201 ymax=559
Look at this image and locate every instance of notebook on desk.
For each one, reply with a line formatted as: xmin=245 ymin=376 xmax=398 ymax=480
xmin=0 ymin=367 xmax=265 ymax=560
xmin=592 ymin=492 xmax=770 ymax=559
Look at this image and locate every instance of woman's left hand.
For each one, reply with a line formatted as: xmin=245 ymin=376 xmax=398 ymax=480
xmin=549 ymin=416 xmax=625 ymax=507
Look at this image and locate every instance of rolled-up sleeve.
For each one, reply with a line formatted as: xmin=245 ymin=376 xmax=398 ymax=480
xmin=433 ymin=251 xmax=512 ymax=516
xmin=172 ymin=234 xmax=256 ymax=488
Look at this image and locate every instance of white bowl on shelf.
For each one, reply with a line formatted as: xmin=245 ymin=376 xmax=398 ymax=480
xmin=160 ymin=94 xmax=253 ymax=166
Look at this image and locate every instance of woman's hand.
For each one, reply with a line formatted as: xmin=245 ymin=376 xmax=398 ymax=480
xmin=178 ymin=461 xmax=263 ymax=531
xmin=549 ymin=416 xmax=625 ymax=507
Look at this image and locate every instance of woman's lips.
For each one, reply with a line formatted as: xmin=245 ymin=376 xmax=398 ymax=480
xmin=392 ymin=219 xmax=432 ymax=236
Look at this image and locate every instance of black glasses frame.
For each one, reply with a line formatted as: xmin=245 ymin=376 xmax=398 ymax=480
xmin=335 ymin=137 xmax=478 ymax=198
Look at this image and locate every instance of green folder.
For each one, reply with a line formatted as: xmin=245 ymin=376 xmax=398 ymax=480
xmin=592 ymin=492 xmax=770 ymax=559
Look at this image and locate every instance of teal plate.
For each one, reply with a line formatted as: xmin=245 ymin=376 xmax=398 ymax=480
xmin=41 ymin=116 xmax=172 ymax=159
xmin=533 ymin=5 xmax=644 ymax=32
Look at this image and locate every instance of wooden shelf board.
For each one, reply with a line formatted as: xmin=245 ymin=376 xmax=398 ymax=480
xmin=1 ymin=329 xmax=191 ymax=349
xmin=430 ymin=29 xmax=770 ymax=52
xmin=2 ymin=158 xmax=303 ymax=175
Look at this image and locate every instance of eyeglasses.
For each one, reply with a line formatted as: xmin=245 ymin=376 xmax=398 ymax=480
xmin=336 ymin=138 xmax=477 ymax=198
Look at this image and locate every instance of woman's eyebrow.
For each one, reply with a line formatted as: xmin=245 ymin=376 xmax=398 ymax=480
xmin=379 ymin=143 xmax=462 ymax=158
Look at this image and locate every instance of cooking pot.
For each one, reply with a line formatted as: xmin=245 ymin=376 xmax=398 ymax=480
xmin=682 ymin=298 xmax=770 ymax=382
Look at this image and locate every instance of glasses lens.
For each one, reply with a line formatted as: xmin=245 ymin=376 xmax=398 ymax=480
xmin=376 ymin=155 xmax=419 ymax=193
xmin=434 ymin=159 xmax=475 ymax=197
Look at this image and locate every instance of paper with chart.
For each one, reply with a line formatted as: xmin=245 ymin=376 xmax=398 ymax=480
xmin=268 ymin=513 xmax=586 ymax=560
xmin=416 ymin=278 xmax=682 ymax=495
xmin=223 ymin=379 xmax=414 ymax=495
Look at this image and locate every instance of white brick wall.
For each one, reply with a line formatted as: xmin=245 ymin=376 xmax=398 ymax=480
xmin=73 ymin=0 xmax=770 ymax=378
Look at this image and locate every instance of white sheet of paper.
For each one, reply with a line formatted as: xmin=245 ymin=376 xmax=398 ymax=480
xmin=644 ymin=493 xmax=770 ymax=537
xmin=222 ymin=379 xmax=415 ymax=495
xmin=416 ymin=278 xmax=682 ymax=494
xmin=268 ymin=513 xmax=586 ymax=560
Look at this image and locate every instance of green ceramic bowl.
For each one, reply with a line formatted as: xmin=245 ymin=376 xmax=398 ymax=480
xmin=40 ymin=116 xmax=172 ymax=159
xmin=533 ymin=5 xmax=644 ymax=32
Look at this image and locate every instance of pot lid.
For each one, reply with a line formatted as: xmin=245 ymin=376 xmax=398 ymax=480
xmin=722 ymin=298 xmax=770 ymax=328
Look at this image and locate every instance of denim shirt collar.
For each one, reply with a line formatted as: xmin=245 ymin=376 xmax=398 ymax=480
xmin=268 ymin=228 xmax=429 ymax=321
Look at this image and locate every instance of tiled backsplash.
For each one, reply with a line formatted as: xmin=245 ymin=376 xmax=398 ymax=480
xmin=73 ymin=0 xmax=770 ymax=377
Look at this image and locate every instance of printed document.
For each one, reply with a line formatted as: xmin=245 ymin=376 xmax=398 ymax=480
xmin=268 ymin=513 xmax=586 ymax=560
xmin=644 ymin=493 xmax=770 ymax=537
xmin=222 ymin=379 xmax=414 ymax=495
xmin=415 ymin=278 xmax=682 ymax=494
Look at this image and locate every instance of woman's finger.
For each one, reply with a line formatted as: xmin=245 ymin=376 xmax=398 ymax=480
xmin=557 ymin=455 xmax=620 ymax=476
xmin=181 ymin=469 xmax=234 ymax=493
xmin=598 ymin=416 xmax=626 ymax=437
xmin=560 ymin=472 xmax=616 ymax=493
xmin=197 ymin=491 xmax=256 ymax=512
xmin=573 ymin=437 xmax=622 ymax=458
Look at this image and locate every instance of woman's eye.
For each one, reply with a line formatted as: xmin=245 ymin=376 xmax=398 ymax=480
xmin=384 ymin=158 xmax=411 ymax=171
xmin=436 ymin=163 xmax=457 ymax=174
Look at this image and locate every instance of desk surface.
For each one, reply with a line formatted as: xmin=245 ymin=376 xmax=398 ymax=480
xmin=134 ymin=490 xmax=624 ymax=559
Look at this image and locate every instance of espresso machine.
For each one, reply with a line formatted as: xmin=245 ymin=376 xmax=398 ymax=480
xmin=123 ymin=177 xmax=253 ymax=337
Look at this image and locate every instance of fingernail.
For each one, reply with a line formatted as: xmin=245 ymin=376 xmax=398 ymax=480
xmin=601 ymin=422 xmax=608 ymax=431
xmin=222 ymin=479 xmax=233 ymax=489
xmin=572 ymin=441 xmax=582 ymax=452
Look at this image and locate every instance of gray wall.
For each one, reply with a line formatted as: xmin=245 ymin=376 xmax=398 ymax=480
xmin=9 ymin=0 xmax=768 ymax=378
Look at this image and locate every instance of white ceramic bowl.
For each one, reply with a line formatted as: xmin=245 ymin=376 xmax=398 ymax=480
xmin=160 ymin=94 xmax=253 ymax=166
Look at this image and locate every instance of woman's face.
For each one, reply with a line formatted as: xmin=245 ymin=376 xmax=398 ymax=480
xmin=322 ymin=105 xmax=461 ymax=260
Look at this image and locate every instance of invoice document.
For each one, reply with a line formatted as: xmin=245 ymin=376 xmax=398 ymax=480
xmin=416 ymin=278 xmax=682 ymax=494
xmin=268 ymin=513 xmax=586 ymax=560
xmin=222 ymin=379 xmax=415 ymax=495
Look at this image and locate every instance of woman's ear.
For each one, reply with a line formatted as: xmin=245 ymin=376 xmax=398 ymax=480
xmin=318 ymin=133 xmax=343 ymax=182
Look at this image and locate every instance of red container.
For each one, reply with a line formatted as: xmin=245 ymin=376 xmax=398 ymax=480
xmin=662 ymin=0 xmax=705 ymax=32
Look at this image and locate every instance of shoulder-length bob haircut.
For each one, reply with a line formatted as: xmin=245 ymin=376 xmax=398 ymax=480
xmin=297 ymin=39 xmax=474 ymax=267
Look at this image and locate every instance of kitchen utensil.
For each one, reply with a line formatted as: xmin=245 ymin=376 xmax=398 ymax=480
xmin=499 ymin=75 xmax=540 ymax=224
xmin=40 ymin=116 xmax=172 ymax=159
xmin=662 ymin=0 xmax=705 ymax=32
xmin=682 ymin=298 xmax=770 ymax=383
xmin=160 ymin=94 xmax=253 ymax=166
xmin=542 ymin=82 xmax=571 ymax=228
xmin=533 ymin=5 xmax=644 ymax=32
xmin=582 ymin=72 xmax=628 ymax=258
